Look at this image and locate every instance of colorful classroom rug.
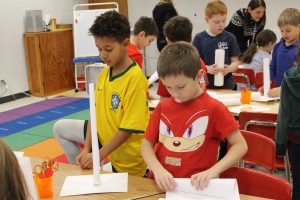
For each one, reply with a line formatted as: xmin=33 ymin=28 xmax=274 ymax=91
xmin=0 ymin=96 xmax=90 ymax=163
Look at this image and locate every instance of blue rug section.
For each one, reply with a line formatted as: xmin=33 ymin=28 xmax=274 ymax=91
xmin=0 ymin=98 xmax=89 ymax=137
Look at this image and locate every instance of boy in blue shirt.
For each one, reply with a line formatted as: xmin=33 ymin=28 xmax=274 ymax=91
xmin=259 ymin=8 xmax=300 ymax=97
xmin=193 ymin=0 xmax=240 ymax=89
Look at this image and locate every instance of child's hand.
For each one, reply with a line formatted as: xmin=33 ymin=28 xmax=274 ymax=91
xmin=268 ymin=87 xmax=281 ymax=97
xmin=153 ymin=166 xmax=177 ymax=191
xmin=222 ymin=64 xmax=233 ymax=75
xmin=207 ymin=64 xmax=219 ymax=75
xmin=78 ymin=152 xmax=93 ymax=169
xmin=75 ymin=148 xmax=90 ymax=165
xmin=190 ymin=169 xmax=219 ymax=190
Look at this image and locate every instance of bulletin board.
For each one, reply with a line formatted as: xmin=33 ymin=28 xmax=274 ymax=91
xmin=73 ymin=3 xmax=119 ymax=58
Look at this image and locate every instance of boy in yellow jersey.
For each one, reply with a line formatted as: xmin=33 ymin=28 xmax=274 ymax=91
xmin=53 ymin=11 xmax=149 ymax=176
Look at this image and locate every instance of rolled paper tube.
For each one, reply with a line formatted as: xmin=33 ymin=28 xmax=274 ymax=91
xmin=263 ymin=57 xmax=270 ymax=97
xmin=88 ymin=83 xmax=101 ymax=186
xmin=214 ymin=49 xmax=225 ymax=86
xmin=148 ymin=71 xmax=158 ymax=86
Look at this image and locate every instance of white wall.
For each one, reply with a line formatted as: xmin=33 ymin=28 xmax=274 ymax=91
xmin=0 ymin=0 xmax=299 ymax=97
xmin=0 ymin=0 xmax=86 ymax=97
xmin=127 ymin=0 xmax=300 ymax=76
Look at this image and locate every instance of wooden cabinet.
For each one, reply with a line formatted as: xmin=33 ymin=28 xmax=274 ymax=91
xmin=24 ymin=29 xmax=75 ymax=97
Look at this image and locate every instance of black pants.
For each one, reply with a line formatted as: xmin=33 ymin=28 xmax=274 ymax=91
xmin=291 ymin=143 xmax=300 ymax=200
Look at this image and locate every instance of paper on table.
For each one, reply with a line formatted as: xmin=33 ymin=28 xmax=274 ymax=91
xmin=263 ymin=58 xmax=270 ymax=97
xmin=88 ymin=83 xmax=101 ymax=185
xmin=251 ymin=92 xmax=280 ymax=102
xmin=163 ymin=178 xmax=239 ymax=200
xmin=17 ymin=157 xmax=38 ymax=200
xmin=148 ymin=71 xmax=158 ymax=86
xmin=208 ymin=93 xmax=241 ymax=106
xmin=219 ymin=98 xmax=241 ymax=106
xmin=60 ymin=173 xmax=128 ymax=196
xmin=214 ymin=49 xmax=225 ymax=86
xmin=229 ymin=104 xmax=271 ymax=114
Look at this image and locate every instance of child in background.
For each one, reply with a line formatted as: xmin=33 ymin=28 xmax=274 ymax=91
xmin=141 ymin=42 xmax=247 ymax=191
xmin=156 ymin=16 xmax=208 ymax=100
xmin=128 ymin=16 xmax=158 ymax=69
xmin=259 ymin=8 xmax=300 ymax=97
xmin=238 ymin=29 xmax=277 ymax=90
xmin=275 ymin=34 xmax=300 ymax=200
xmin=193 ymin=0 xmax=240 ymax=90
xmin=54 ymin=11 xmax=150 ymax=177
xmin=0 ymin=139 xmax=31 ymax=200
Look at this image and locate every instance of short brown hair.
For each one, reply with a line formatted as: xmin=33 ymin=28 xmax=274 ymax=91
xmin=278 ymin=8 xmax=300 ymax=27
xmin=133 ymin=16 xmax=158 ymax=37
xmin=163 ymin=16 xmax=193 ymax=43
xmin=205 ymin=0 xmax=227 ymax=18
xmin=157 ymin=42 xmax=201 ymax=79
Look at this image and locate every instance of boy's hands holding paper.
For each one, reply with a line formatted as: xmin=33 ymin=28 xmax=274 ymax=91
xmin=191 ymin=168 xmax=219 ymax=190
xmin=152 ymin=165 xmax=177 ymax=191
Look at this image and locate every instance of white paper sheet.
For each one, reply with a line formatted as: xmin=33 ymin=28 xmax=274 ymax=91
xmin=162 ymin=178 xmax=239 ymax=200
xmin=17 ymin=157 xmax=38 ymax=200
xmin=208 ymin=93 xmax=241 ymax=106
xmin=148 ymin=100 xmax=159 ymax=109
xmin=229 ymin=104 xmax=271 ymax=114
xmin=251 ymin=92 xmax=280 ymax=102
xmin=60 ymin=173 xmax=128 ymax=196
xmin=263 ymin=58 xmax=270 ymax=97
xmin=148 ymin=71 xmax=159 ymax=86
xmin=14 ymin=151 xmax=24 ymax=157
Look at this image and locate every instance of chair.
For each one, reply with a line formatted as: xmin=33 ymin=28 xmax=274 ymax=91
xmin=240 ymin=130 xmax=276 ymax=173
xmin=220 ymin=167 xmax=291 ymax=200
xmin=232 ymin=68 xmax=256 ymax=89
xmin=239 ymin=112 xmax=291 ymax=182
xmin=255 ymin=72 xmax=276 ymax=89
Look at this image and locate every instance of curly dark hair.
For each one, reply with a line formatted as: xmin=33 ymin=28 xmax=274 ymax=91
xmin=89 ymin=10 xmax=130 ymax=42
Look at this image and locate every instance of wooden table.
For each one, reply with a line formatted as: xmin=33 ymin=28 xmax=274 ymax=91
xmin=31 ymin=158 xmax=270 ymax=200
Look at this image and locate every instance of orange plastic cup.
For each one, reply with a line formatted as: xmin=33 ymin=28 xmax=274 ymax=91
xmin=240 ymin=89 xmax=252 ymax=104
xmin=34 ymin=175 xmax=53 ymax=198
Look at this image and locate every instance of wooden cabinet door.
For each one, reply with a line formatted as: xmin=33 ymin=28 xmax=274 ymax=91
xmin=24 ymin=34 xmax=44 ymax=96
xmin=88 ymin=0 xmax=128 ymax=18
xmin=38 ymin=30 xmax=75 ymax=95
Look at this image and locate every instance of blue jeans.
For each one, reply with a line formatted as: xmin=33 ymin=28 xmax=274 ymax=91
xmin=291 ymin=143 xmax=300 ymax=200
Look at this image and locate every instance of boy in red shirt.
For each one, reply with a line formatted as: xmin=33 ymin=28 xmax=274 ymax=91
xmin=142 ymin=42 xmax=247 ymax=191
xmin=156 ymin=16 xmax=208 ymax=100
xmin=128 ymin=16 xmax=158 ymax=68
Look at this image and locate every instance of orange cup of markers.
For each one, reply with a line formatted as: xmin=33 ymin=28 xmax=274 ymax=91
xmin=34 ymin=174 xmax=53 ymax=198
xmin=240 ymin=89 xmax=252 ymax=104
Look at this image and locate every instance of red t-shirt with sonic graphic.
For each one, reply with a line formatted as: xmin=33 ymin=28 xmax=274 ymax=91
xmin=145 ymin=91 xmax=238 ymax=178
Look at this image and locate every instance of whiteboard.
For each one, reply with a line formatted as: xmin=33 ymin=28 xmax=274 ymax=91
xmin=73 ymin=4 xmax=118 ymax=58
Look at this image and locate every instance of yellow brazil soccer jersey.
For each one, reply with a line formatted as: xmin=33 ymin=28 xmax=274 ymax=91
xmin=95 ymin=62 xmax=149 ymax=177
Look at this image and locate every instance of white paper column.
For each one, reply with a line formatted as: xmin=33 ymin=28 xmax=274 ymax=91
xmin=263 ymin=58 xmax=270 ymax=97
xmin=214 ymin=49 xmax=225 ymax=86
xmin=88 ymin=83 xmax=101 ymax=185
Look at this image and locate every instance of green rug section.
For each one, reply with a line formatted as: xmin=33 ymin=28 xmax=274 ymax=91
xmin=3 ymin=109 xmax=90 ymax=150
xmin=3 ymin=132 xmax=47 ymax=151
